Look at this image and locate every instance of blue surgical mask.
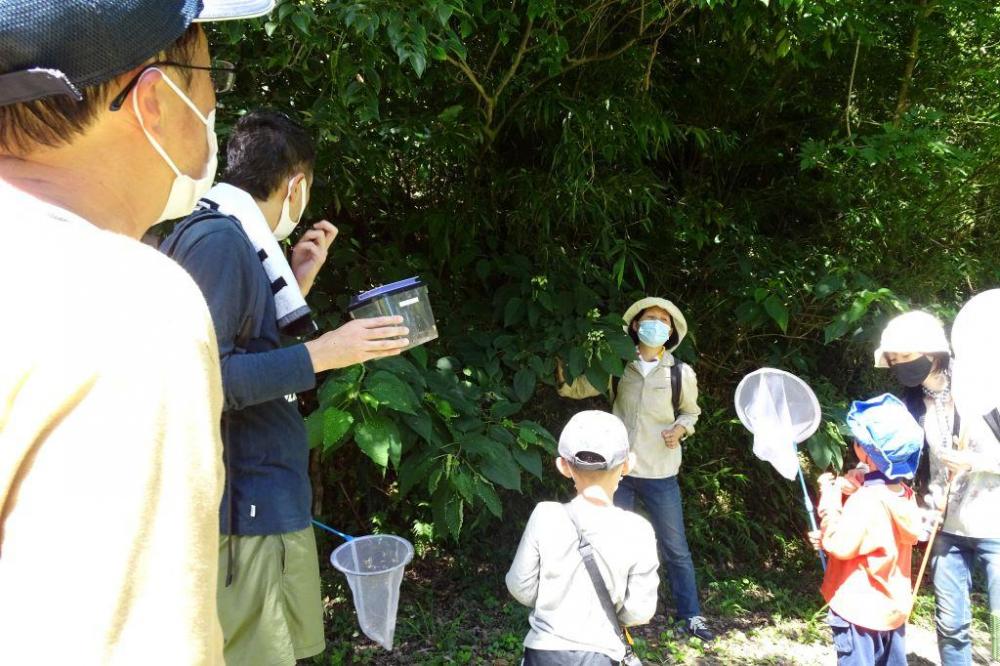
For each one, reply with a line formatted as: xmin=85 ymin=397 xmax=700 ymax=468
xmin=637 ymin=320 xmax=671 ymax=347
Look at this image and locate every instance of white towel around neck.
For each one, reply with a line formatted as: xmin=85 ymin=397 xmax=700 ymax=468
xmin=198 ymin=183 xmax=313 ymax=335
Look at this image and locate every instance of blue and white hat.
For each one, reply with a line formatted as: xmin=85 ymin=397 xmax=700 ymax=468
xmin=0 ymin=0 xmax=274 ymax=106
xmin=846 ymin=394 xmax=924 ymax=480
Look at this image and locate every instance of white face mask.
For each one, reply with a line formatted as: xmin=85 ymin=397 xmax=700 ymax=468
xmin=132 ymin=68 xmax=218 ymax=223
xmin=273 ymin=177 xmax=308 ymax=241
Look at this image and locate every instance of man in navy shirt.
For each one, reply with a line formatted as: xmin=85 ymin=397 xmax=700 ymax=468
xmin=161 ymin=110 xmax=409 ymax=666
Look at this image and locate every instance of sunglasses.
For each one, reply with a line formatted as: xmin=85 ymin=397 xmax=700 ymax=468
xmin=109 ymin=60 xmax=236 ymax=111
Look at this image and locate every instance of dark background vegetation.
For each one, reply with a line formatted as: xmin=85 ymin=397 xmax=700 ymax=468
xmin=206 ymin=0 xmax=1000 ymax=573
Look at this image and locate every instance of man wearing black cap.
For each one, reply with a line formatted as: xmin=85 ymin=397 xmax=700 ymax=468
xmin=0 ymin=1 xmax=274 ymax=663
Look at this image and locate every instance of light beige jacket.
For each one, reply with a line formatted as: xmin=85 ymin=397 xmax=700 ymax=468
xmin=558 ymin=352 xmax=700 ymax=478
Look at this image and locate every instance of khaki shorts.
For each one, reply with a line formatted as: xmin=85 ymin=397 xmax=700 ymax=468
xmin=218 ymin=527 xmax=326 ymax=666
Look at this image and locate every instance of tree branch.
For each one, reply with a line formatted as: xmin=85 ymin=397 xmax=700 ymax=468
xmin=845 ymin=36 xmax=861 ymax=141
xmin=893 ymin=0 xmax=934 ymax=125
xmin=494 ymin=17 xmax=534 ymax=101
xmin=445 ymin=54 xmax=494 ymax=121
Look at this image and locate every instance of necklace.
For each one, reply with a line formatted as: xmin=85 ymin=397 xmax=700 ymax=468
xmin=923 ymin=369 xmax=954 ymax=452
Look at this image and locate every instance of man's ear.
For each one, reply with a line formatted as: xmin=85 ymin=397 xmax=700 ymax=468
xmin=555 ymin=457 xmax=575 ymax=479
xmin=131 ymin=68 xmax=167 ymax=138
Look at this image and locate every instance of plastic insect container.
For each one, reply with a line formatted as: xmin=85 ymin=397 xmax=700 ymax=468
xmin=347 ymin=277 xmax=438 ymax=351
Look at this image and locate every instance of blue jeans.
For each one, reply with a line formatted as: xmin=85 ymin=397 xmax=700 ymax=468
xmin=614 ymin=475 xmax=701 ymax=618
xmin=932 ymin=532 xmax=1000 ymax=665
xmin=828 ymin=609 xmax=906 ymax=666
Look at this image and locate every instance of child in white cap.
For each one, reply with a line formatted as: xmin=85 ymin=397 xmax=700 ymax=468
xmin=506 ymin=411 xmax=659 ymax=665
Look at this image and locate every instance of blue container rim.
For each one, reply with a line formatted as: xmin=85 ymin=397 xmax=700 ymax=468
xmin=348 ymin=276 xmax=425 ymax=310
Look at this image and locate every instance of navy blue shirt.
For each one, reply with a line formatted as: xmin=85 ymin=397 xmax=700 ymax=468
xmin=161 ymin=213 xmax=316 ymax=536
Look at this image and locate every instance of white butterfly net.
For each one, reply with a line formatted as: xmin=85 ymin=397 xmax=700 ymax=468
xmin=952 ymin=289 xmax=1000 ymax=426
xmin=735 ymin=368 xmax=822 ymax=480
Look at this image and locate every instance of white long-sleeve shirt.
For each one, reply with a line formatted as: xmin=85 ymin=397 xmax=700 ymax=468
xmin=505 ymin=496 xmax=659 ymax=660
xmin=922 ymin=399 xmax=1000 ymax=538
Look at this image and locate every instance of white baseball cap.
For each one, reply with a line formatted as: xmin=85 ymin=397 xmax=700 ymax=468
xmin=873 ymin=310 xmax=950 ymax=368
xmin=196 ymin=0 xmax=275 ymax=21
xmin=558 ymin=411 xmax=630 ymax=470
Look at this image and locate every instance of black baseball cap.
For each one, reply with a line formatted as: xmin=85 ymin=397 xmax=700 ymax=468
xmin=0 ymin=0 xmax=274 ymax=107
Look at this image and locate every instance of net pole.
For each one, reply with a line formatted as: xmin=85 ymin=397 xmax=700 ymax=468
xmin=797 ymin=461 xmax=827 ymax=571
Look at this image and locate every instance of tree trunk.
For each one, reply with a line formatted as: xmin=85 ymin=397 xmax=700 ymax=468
xmin=894 ymin=0 xmax=931 ymax=125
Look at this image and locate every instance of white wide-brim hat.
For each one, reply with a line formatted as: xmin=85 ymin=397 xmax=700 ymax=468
xmin=622 ymin=297 xmax=688 ymax=351
xmin=873 ymin=310 xmax=950 ymax=368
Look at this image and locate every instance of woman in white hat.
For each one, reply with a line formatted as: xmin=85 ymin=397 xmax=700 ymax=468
xmin=876 ymin=311 xmax=1000 ymax=665
xmin=556 ymin=296 xmax=713 ymax=641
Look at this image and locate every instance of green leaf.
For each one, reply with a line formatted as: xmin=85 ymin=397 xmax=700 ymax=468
xmin=513 ymin=368 xmax=536 ymax=402
xmin=355 ymin=416 xmax=403 ymax=469
xmin=410 ymin=51 xmax=427 ymax=78
xmin=504 ymin=297 xmax=525 ymax=326
xmin=399 ymin=455 xmax=436 ymax=497
xmin=372 ymin=356 xmax=424 ymax=388
xmin=512 ymin=446 xmax=543 ymax=479
xmin=291 ymin=12 xmax=310 ymax=35
xmin=403 ymin=412 xmax=438 ymax=444
xmin=438 ymin=104 xmax=463 ymax=122
xmin=428 ymin=465 xmax=444 ymax=494
xmin=304 ymin=409 xmax=324 ymax=449
xmin=322 ymin=408 xmax=355 ymax=452
xmin=431 ymin=485 xmax=449 ymax=540
xmin=813 ymin=274 xmax=844 ymax=299
xmin=763 ymin=294 xmax=789 ymax=333
xmin=585 ymin=365 xmax=611 ymax=396
xmin=318 ymin=365 xmax=363 ymax=406
xmin=491 ymin=400 xmax=523 ymax=418
xmin=450 ymin=467 xmax=476 ymax=503
xmin=365 ymin=370 xmax=420 ymax=415
xmin=409 ymin=345 xmax=428 ymax=368
xmin=475 ymin=478 xmax=503 ymax=518
xmin=478 ymin=446 xmax=521 ymax=491
xmin=518 ymin=424 xmax=539 ymax=444
xmin=519 ymin=421 xmax=556 ymax=452
xmin=436 ymin=3 xmax=454 ymax=25
xmin=445 ymin=495 xmax=464 ymax=539
xmin=567 ymin=346 xmax=586 ymax=379
xmin=488 ymin=425 xmax=516 ymax=446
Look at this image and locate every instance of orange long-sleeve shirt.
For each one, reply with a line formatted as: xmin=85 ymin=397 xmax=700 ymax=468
xmin=818 ymin=481 xmax=922 ymax=631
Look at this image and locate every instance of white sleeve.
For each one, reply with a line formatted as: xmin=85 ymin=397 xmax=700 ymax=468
xmin=505 ymin=506 xmax=542 ymax=607
xmin=618 ymin=518 xmax=659 ymax=626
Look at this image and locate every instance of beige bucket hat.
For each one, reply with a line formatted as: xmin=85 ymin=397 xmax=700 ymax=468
xmin=622 ymin=296 xmax=688 ymax=351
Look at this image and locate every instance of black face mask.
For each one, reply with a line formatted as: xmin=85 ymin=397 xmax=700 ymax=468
xmin=891 ymin=355 xmax=933 ymax=387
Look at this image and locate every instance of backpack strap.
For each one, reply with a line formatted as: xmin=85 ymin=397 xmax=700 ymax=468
xmin=562 ymin=505 xmax=640 ymax=664
xmin=670 ymin=361 xmax=683 ymax=415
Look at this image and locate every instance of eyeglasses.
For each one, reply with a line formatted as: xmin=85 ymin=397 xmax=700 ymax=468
xmin=109 ymin=60 xmax=236 ymax=111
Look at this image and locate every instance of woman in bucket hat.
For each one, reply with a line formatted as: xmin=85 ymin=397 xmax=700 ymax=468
xmin=556 ymin=296 xmax=713 ymax=641
xmin=876 ymin=311 xmax=1000 ymax=665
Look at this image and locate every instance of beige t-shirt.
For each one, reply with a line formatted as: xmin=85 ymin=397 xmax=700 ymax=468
xmin=0 ymin=182 xmax=225 ymax=664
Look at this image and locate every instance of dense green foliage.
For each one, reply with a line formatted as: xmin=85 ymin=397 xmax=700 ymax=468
xmin=209 ymin=0 xmax=1000 ymax=563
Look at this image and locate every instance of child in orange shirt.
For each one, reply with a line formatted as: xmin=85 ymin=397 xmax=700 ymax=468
xmin=815 ymin=394 xmax=934 ymax=666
